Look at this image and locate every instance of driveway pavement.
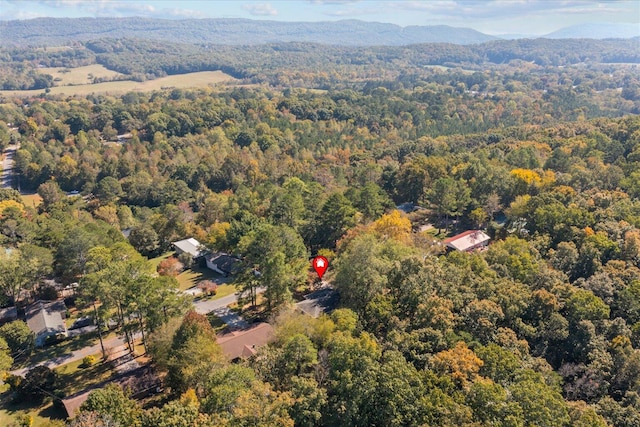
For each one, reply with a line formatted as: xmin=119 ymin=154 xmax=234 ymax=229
xmin=11 ymin=335 xmax=127 ymax=377
xmin=210 ymin=306 xmax=248 ymax=330
xmin=192 ymin=287 xmax=265 ymax=315
xmin=1 ymin=142 xmax=18 ymax=189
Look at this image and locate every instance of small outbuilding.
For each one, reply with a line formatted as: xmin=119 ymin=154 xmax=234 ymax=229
xmin=443 ymin=230 xmax=491 ymax=252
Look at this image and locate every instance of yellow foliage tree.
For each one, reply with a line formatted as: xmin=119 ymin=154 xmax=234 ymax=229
xmin=510 ymin=168 xmax=542 ymax=185
xmin=207 ymin=222 xmax=231 ymax=250
xmin=371 ymin=210 xmax=411 ymax=242
xmin=0 ymin=199 xmax=24 ymax=218
xmin=184 ymin=222 xmax=207 ymax=243
xmin=93 ymin=205 xmax=119 ymax=227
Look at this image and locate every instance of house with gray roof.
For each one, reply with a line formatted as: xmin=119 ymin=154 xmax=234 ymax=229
xmin=26 ymin=300 xmax=68 ymax=347
xmin=205 ymin=252 xmax=240 ymax=277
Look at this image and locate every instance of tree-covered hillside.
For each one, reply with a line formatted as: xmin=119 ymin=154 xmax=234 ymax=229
xmin=0 ymin=37 xmax=639 ymax=427
xmin=0 ymin=64 xmax=640 ymax=426
xmin=0 ymin=18 xmax=499 ymax=47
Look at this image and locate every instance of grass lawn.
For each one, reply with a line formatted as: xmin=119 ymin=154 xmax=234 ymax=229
xmin=55 ymin=355 xmax=113 ymax=397
xmin=206 ymin=314 xmax=228 ymax=334
xmin=0 ymin=384 xmax=66 ymax=427
xmin=14 ymin=330 xmax=116 ymax=369
xmin=20 ymin=193 xmax=43 ymax=209
xmin=149 ymin=252 xmax=230 ymax=291
xmin=211 ymin=284 xmax=237 ymax=300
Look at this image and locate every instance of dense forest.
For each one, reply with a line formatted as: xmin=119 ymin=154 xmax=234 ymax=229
xmin=1 ymin=37 xmax=639 ymax=90
xmin=0 ymin=33 xmax=640 ymax=427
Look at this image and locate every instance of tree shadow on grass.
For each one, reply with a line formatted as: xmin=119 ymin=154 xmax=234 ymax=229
xmin=38 ymin=401 xmax=67 ymax=420
xmin=15 ymin=332 xmax=100 ymax=369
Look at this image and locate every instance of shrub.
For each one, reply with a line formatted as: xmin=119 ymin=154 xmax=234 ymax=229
xmin=81 ymin=355 xmax=96 ymax=368
xmin=157 ymin=256 xmax=183 ymax=277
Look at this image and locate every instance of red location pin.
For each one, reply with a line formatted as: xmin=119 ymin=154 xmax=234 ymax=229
xmin=312 ymin=256 xmax=329 ymax=280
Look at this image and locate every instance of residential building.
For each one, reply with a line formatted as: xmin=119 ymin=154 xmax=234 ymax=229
xmin=216 ymin=323 xmax=274 ymax=360
xmin=172 ymin=238 xmax=205 ymax=259
xmin=26 ymin=300 xmax=68 ymax=347
xmin=443 ymin=230 xmax=491 ymax=252
xmin=205 ymin=252 xmax=240 ymax=276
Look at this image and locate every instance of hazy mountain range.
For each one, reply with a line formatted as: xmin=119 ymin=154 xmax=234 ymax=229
xmin=0 ymin=18 xmax=638 ymax=47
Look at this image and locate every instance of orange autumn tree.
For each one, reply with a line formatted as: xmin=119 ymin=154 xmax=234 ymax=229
xmin=432 ymin=341 xmax=484 ymax=389
xmin=158 ymin=257 xmax=184 ymax=277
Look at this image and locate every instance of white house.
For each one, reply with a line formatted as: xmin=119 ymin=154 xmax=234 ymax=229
xmin=172 ymin=238 xmax=205 ymax=259
xmin=443 ymin=230 xmax=491 ymax=252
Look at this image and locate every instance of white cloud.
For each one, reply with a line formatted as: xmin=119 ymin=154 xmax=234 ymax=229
xmin=309 ymin=0 xmax=360 ymax=4
xmin=161 ymin=7 xmax=203 ymax=19
xmin=325 ymin=6 xmax=382 ymax=17
xmin=242 ymin=2 xmax=278 ymax=16
xmin=394 ymin=0 xmax=636 ymax=19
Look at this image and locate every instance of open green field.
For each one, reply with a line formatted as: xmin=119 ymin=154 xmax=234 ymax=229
xmin=0 ymin=70 xmax=237 ymax=97
xmin=40 ymin=64 xmax=124 ymax=86
xmin=21 ymin=193 xmax=43 ymax=209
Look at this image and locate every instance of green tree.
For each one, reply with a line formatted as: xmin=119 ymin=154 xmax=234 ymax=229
xmin=95 ymin=176 xmax=123 ymax=204
xmin=128 ymin=224 xmax=160 ymax=256
xmin=288 ymin=376 xmax=327 ymax=427
xmin=80 ymin=384 xmax=142 ymax=427
xmin=0 ymin=321 xmax=33 ymax=358
xmin=166 ymin=311 xmax=226 ymax=394
xmin=200 ymin=365 xmax=255 ymax=416
xmin=333 ymin=233 xmax=390 ymax=315
xmin=308 ymin=193 xmax=356 ymax=250
xmin=565 ymin=289 xmax=610 ymax=324
xmin=19 ymin=366 xmax=58 ymax=404
xmin=0 ymin=336 xmax=13 ymax=373
xmin=510 ymin=379 xmax=570 ymax=427
xmin=239 ymin=224 xmax=308 ymax=310
xmin=37 ymin=181 xmax=65 ymax=208
xmin=428 ymin=178 xmax=471 ymax=230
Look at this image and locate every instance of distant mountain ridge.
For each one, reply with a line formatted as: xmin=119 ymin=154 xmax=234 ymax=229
xmin=545 ymin=23 xmax=640 ymax=40
xmin=1 ymin=18 xmax=637 ymax=47
xmin=0 ymin=17 xmax=499 ymax=46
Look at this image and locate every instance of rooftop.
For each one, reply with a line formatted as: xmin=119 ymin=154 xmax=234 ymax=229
xmin=206 ymin=252 xmax=240 ymax=274
xmin=216 ymin=322 xmax=274 ymax=360
xmin=296 ymin=287 xmax=340 ymax=318
xmin=25 ymin=300 xmax=67 ymax=337
xmin=172 ymin=237 xmax=204 ymax=258
xmin=442 ymin=230 xmax=491 ymax=252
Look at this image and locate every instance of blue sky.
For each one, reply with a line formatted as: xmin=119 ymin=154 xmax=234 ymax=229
xmin=0 ymin=0 xmax=638 ymax=35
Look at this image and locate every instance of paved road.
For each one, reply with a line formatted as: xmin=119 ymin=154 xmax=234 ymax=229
xmin=1 ymin=142 xmax=19 ymax=189
xmin=192 ymin=287 xmax=265 ymax=315
xmin=11 ymin=287 xmax=265 ymax=376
